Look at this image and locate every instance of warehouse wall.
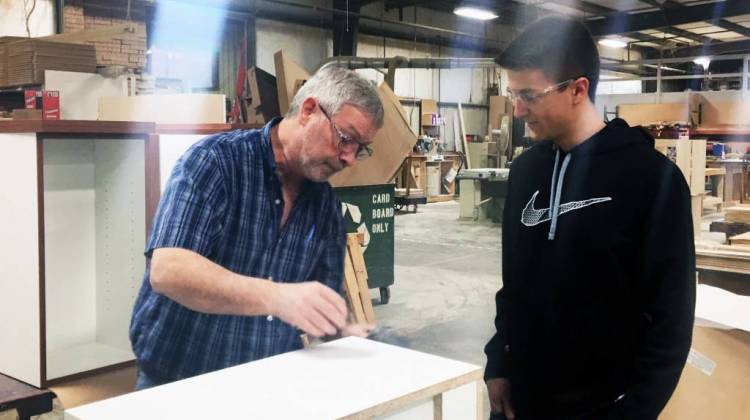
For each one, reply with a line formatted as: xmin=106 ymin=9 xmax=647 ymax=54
xmin=252 ymin=18 xmax=496 ymax=144
xmin=63 ymin=0 xmax=147 ymax=70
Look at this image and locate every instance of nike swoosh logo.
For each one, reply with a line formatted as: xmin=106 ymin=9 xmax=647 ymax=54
xmin=521 ymin=190 xmax=612 ymax=227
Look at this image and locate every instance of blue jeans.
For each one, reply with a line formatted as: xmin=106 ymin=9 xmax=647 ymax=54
xmin=134 ymin=369 xmax=168 ymax=391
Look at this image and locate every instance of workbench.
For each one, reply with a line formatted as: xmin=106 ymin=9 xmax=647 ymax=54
xmin=65 ymin=337 xmax=483 ymax=420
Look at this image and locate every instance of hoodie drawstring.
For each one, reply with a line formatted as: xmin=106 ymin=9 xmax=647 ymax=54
xmin=548 ymin=149 xmax=571 ymax=240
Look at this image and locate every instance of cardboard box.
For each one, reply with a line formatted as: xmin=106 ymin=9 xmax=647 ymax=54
xmin=42 ymin=90 xmax=60 ymax=120
xmin=488 ymin=96 xmax=512 ymax=130
xmin=661 ymin=285 xmax=750 ymax=420
xmin=23 ymin=89 xmax=60 ymax=120
xmin=421 ymin=113 xmax=440 ymax=127
xmin=421 ymin=99 xmax=437 ymax=115
xmin=661 ymin=327 xmax=750 ymax=420
xmin=12 ymin=109 xmax=42 ymax=120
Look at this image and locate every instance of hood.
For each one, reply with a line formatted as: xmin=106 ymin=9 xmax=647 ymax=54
xmin=563 ymin=118 xmax=654 ymax=156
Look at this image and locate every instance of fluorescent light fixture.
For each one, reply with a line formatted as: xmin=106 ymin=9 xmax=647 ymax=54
xmin=693 ymin=56 xmax=711 ymax=70
xmin=598 ymin=38 xmax=628 ymax=48
xmin=454 ymin=6 xmax=498 ymax=20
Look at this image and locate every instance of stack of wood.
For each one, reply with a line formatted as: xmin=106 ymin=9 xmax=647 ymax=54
xmin=696 ymin=204 xmax=750 ymax=274
xmin=725 ymin=205 xmax=750 ymax=224
xmin=0 ymin=37 xmax=96 ymax=87
xmin=696 ymin=241 xmax=750 ymax=275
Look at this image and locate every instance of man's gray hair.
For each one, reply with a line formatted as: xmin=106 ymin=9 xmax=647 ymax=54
xmin=286 ymin=64 xmax=384 ymax=129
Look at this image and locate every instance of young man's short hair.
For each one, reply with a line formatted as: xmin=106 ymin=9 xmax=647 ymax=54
xmin=497 ymin=15 xmax=600 ymax=102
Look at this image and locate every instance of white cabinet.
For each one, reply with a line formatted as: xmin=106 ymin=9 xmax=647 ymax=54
xmin=0 ymin=121 xmax=154 ymax=387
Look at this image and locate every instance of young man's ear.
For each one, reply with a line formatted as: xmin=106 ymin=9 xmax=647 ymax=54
xmin=572 ymin=77 xmax=591 ymax=105
xmin=298 ymin=97 xmax=319 ymax=125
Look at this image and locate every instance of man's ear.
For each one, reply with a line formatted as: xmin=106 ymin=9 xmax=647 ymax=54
xmin=298 ymin=97 xmax=318 ymax=126
xmin=572 ymin=77 xmax=590 ymax=105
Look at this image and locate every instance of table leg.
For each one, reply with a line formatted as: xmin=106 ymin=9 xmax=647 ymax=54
xmin=433 ymin=393 xmax=443 ymax=420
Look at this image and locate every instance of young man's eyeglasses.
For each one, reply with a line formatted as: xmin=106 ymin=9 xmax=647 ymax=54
xmin=506 ymin=78 xmax=577 ymax=105
xmin=318 ymin=104 xmax=374 ymax=161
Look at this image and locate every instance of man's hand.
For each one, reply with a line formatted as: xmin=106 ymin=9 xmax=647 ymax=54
xmin=486 ymin=378 xmax=515 ymax=419
xmin=270 ymin=281 xmax=348 ymax=337
xmin=340 ymin=322 xmax=377 ymax=338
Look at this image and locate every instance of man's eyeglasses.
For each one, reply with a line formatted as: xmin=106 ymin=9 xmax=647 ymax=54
xmin=506 ymin=78 xmax=577 ymax=105
xmin=319 ymin=105 xmax=374 ymax=161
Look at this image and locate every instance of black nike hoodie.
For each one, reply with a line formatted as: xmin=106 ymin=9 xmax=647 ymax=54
xmin=484 ymin=119 xmax=696 ymax=419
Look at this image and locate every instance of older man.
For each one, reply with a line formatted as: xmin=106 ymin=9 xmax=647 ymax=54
xmin=130 ymin=65 xmax=384 ymax=389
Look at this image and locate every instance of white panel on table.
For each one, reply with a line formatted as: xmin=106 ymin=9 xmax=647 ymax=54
xmin=0 ymin=133 xmax=42 ymax=386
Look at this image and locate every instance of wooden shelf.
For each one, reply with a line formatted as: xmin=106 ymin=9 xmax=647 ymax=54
xmin=694 ymin=126 xmax=750 ymax=142
xmin=47 ymin=342 xmax=134 ymax=381
xmin=0 ymin=120 xmax=155 ymax=134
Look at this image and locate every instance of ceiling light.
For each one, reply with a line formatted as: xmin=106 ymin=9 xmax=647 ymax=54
xmin=693 ymin=56 xmax=711 ymax=70
xmin=598 ymin=38 xmax=628 ymax=48
xmin=454 ymin=6 xmax=498 ymax=21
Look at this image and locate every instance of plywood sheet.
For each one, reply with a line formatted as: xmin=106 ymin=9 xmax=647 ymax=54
xmin=329 ymin=83 xmax=417 ymax=187
xmin=701 ymin=101 xmax=750 ymax=126
xmin=98 ymin=94 xmax=225 ymax=124
xmin=618 ymin=103 xmax=689 ymax=126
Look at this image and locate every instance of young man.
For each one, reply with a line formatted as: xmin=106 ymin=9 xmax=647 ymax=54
xmin=484 ymin=16 xmax=695 ymax=420
xmin=130 ymin=66 xmax=383 ymax=389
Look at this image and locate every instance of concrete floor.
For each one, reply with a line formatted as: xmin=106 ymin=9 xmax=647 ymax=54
xmin=2 ymin=200 xmax=501 ymax=419
xmin=375 ymin=200 xmax=501 ymax=370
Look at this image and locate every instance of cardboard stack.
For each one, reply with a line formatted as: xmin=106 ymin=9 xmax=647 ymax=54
xmin=0 ymin=38 xmax=96 ymax=87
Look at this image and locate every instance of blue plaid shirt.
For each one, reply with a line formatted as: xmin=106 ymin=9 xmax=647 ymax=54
xmin=129 ymin=118 xmax=346 ymax=382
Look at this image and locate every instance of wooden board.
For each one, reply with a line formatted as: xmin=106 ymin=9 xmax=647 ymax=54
xmin=695 ymin=248 xmax=750 ymax=275
xmin=329 ymin=83 xmax=417 ymax=188
xmin=729 ymin=231 xmax=750 ymax=246
xmin=617 ymin=103 xmax=690 ymax=126
xmin=342 ymin=253 xmax=367 ymax=325
xmin=457 ymin=103 xmax=470 ymax=169
xmin=273 ymin=50 xmax=310 ymax=116
xmin=346 ymin=234 xmax=376 ymax=325
xmin=654 ymin=139 xmax=706 ymax=195
xmin=98 ymin=94 xmax=226 ymax=124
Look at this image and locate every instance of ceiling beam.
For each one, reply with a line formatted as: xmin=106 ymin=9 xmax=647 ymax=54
xmin=656 ymin=0 xmax=750 ymax=39
xmin=585 ymin=0 xmax=750 ymax=37
xmin=671 ymin=39 xmax=750 ymax=57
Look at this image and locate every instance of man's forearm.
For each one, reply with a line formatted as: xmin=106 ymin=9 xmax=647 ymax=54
xmin=149 ymin=247 xmax=278 ymax=316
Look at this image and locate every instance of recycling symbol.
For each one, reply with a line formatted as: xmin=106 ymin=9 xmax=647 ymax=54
xmin=341 ymin=202 xmax=370 ymax=253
